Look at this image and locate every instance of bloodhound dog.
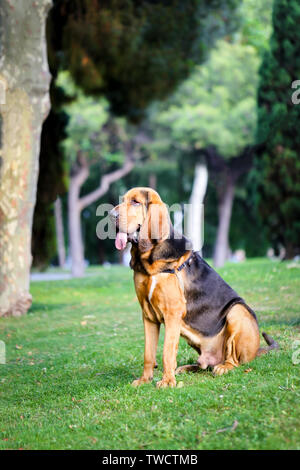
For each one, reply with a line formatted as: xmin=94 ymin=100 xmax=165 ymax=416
xmin=111 ymin=187 xmax=278 ymax=388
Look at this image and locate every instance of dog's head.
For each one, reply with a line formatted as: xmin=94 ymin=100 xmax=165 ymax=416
xmin=110 ymin=187 xmax=170 ymax=253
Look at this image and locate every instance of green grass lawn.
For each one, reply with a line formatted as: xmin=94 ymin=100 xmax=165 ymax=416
xmin=0 ymin=259 xmax=299 ymax=450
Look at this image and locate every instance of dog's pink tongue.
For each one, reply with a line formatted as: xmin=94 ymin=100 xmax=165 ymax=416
xmin=115 ymin=232 xmax=128 ymax=250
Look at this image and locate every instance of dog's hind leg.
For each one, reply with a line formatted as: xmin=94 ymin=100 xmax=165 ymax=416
xmin=213 ymin=304 xmax=260 ymax=376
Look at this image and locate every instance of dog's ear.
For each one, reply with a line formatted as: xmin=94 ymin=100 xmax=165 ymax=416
xmin=138 ymin=199 xmax=170 ymax=253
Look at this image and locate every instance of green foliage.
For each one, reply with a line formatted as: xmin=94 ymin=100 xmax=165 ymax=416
xmin=139 ymin=0 xmax=273 ymax=260
xmin=33 ymin=0 xmax=240 ymax=269
xmin=1 ymin=260 xmax=299 ymax=449
xmin=35 ymin=0 xmax=277 ymax=266
xmin=255 ymin=0 xmax=300 ymax=256
xmin=146 ymin=0 xmax=274 ymax=160
xmin=153 ymin=40 xmax=259 ymax=158
xmin=239 ymin=0 xmax=273 ymax=53
xmin=50 ymin=0 xmax=240 ymax=121
xmin=57 ymin=72 xmax=110 ymax=164
xmin=229 ymin=183 xmax=269 ymax=257
xmin=57 ymin=71 xmax=135 ymax=174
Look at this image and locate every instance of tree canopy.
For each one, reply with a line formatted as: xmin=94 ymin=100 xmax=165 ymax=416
xmin=32 ymin=0 xmax=241 ymax=268
xmin=152 ymin=39 xmax=259 ymax=158
xmin=48 ymin=0 xmax=240 ymax=121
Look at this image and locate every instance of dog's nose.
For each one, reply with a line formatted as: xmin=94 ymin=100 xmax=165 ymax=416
xmin=110 ymin=208 xmax=119 ymax=219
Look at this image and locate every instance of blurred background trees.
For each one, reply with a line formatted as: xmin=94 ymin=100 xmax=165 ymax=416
xmin=33 ymin=0 xmax=241 ymax=276
xmin=57 ymin=72 xmax=144 ymax=276
xmin=254 ymin=0 xmax=300 ymax=259
xmin=148 ymin=40 xmax=260 ymax=266
xmin=31 ymin=0 xmax=300 ymax=276
xmin=2 ymin=0 xmax=298 ymax=311
xmin=0 ymin=0 xmax=52 ymax=316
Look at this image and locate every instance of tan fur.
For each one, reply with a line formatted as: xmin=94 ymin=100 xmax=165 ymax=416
xmin=213 ymin=304 xmax=260 ymax=376
xmin=112 ymin=188 xmax=266 ymax=388
xmin=133 ymin=271 xmax=260 ymax=385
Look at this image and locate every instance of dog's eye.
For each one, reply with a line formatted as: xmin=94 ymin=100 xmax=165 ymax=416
xmin=131 ymin=199 xmax=141 ymax=206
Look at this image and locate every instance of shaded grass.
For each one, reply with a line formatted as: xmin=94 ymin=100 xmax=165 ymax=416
xmin=0 ymin=259 xmax=299 ymax=450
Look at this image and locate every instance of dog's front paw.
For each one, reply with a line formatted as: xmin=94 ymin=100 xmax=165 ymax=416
xmin=131 ymin=376 xmax=152 ymax=387
xmin=156 ymin=376 xmax=176 ymax=389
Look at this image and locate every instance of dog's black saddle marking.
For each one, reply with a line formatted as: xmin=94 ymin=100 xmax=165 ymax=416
xmin=182 ymin=252 xmax=257 ymax=337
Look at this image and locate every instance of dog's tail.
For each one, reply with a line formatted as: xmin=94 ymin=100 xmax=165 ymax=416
xmin=256 ymin=332 xmax=279 ymax=357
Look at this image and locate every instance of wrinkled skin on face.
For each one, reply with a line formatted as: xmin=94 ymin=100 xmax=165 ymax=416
xmin=111 ymin=187 xmax=167 ymax=251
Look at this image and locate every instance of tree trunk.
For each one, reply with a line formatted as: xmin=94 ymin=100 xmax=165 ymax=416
xmin=68 ymin=164 xmax=89 ymax=278
xmin=68 ymin=149 xmax=135 ymax=277
xmin=213 ymin=176 xmax=235 ymax=268
xmin=283 ymin=242 xmax=296 ymax=260
xmin=187 ymin=162 xmax=208 ymax=253
xmin=204 ymin=145 xmax=255 ymax=269
xmin=54 ymin=197 xmax=66 ymax=268
xmin=0 ymin=0 xmax=52 ymax=317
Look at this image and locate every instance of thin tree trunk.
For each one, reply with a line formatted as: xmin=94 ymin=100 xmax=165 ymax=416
xmin=68 ymin=150 xmax=134 ymax=277
xmin=54 ymin=197 xmax=66 ymax=268
xmin=0 ymin=0 xmax=52 ymax=316
xmin=78 ymin=151 xmax=134 ymax=212
xmin=68 ymin=164 xmax=89 ymax=278
xmin=204 ymin=145 xmax=255 ymax=269
xmin=187 ymin=162 xmax=208 ymax=253
xmin=213 ymin=176 xmax=235 ymax=268
xmin=68 ymin=197 xmax=85 ymax=277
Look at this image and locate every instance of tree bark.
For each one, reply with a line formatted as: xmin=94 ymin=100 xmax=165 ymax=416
xmin=68 ymin=162 xmax=89 ymax=278
xmin=54 ymin=197 xmax=66 ymax=268
xmin=204 ymin=145 xmax=255 ymax=268
xmin=213 ymin=175 xmax=235 ymax=268
xmin=78 ymin=153 xmax=134 ymax=212
xmin=0 ymin=0 xmax=52 ymax=316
